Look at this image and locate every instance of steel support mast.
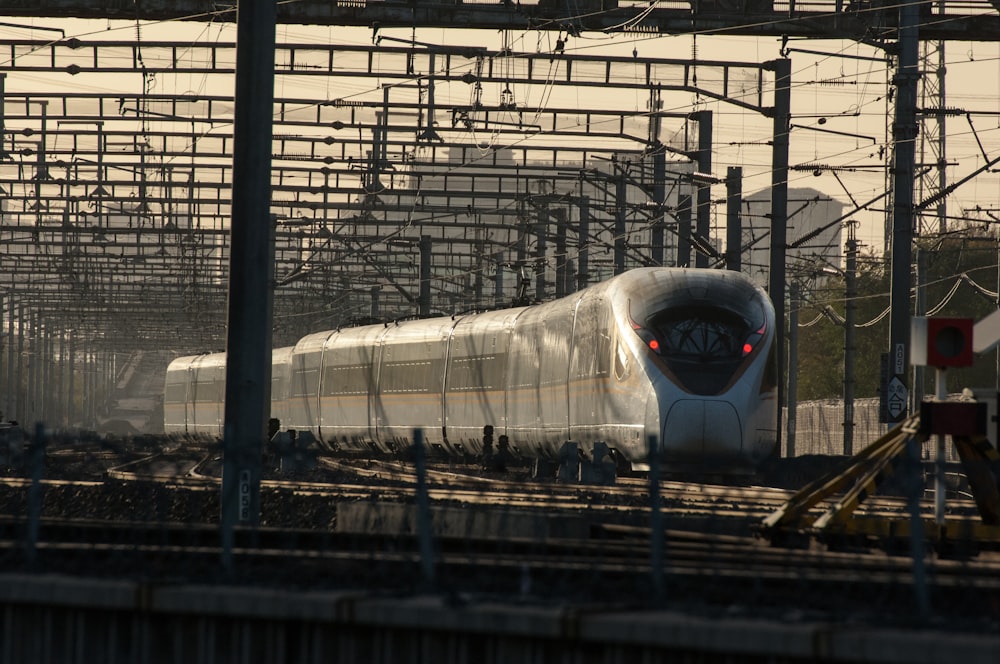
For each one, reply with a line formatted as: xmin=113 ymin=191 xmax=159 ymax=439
xmin=221 ymin=0 xmax=277 ymax=563
xmin=766 ymin=57 xmax=791 ymax=453
xmin=887 ymin=0 xmax=922 ymax=423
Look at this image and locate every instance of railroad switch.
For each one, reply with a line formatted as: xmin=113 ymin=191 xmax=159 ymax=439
xmin=759 ymin=401 xmax=1000 ymax=554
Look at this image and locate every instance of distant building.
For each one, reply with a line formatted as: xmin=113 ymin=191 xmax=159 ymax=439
xmin=741 ymin=187 xmax=847 ymax=288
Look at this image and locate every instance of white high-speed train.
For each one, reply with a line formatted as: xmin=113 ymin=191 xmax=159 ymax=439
xmin=164 ymin=268 xmax=778 ymax=473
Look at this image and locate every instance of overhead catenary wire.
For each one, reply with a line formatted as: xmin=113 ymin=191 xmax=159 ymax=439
xmin=7 ymin=4 xmax=1000 ymax=334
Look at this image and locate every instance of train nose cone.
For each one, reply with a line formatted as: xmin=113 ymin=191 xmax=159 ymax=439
xmin=663 ymin=399 xmax=743 ymax=456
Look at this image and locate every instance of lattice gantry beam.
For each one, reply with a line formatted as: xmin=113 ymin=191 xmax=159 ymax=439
xmin=0 ymin=36 xmax=783 ymax=352
xmin=0 ymin=0 xmax=998 ymax=41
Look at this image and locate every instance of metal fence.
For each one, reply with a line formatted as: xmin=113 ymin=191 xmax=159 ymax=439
xmin=790 ymin=397 xmax=962 ymax=461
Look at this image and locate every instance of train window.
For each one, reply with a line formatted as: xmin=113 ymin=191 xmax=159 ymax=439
xmin=507 ymin=327 xmax=540 ymax=390
xmin=381 ymin=360 xmax=438 ymax=393
xmin=570 ymin=298 xmax=611 ymax=379
xmin=164 ymin=383 xmax=186 ymax=403
xmin=597 ymin=331 xmax=612 ymax=377
xmin=194 ymin=381 xmax=218 ymax=403
xmin=322 ymin=365 xmax=369 ymax=396
xmin=647 ymin=305 xmax=753 ymax=395
xmin=613 ymin=339 xmax=629 ymax=381
xmin=448 ymin=354 xmax=504 ymax=391
xmin=291 ymin=366 xmax=320 ymax=398
xmin=656 ymin=308 xmax=744 ymax=358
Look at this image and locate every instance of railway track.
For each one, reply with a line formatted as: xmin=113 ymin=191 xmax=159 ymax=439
xmin=4 ymin=443 xmax=1000 ymax=623
xmin=7 ymin=444 xmax=980 ymax=530
xmin=2 ymin=511 xmax=998 ymax=620
xmin=94 ymin=452 xmax=794 ymax=523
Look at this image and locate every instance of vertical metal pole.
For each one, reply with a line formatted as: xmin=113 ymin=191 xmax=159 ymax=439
xmin=913 ymin=248 xmax=927 ymax=408
xmin=932 ymin=32 xmax=947 ymax=237
xmin=4 ymin=296 xmax=11 ymax=421
xmin=648 ymin=435 xmax=664 ymax=607
xmin=844 ymin=238 xmax=857 ymax=456
xmin=57 ymin=330 xmax=65 ymax=428
xmin=676 ymin=193 xmax=692 ymax=268
xmin=370 ymin=286 xmax=381 ymax=321
xmin=615 ymin=174 xmax=626 ymax=275
xmin=536 ymin=206 xmax=548 ymax=299
xmin=0 ymin=295 xmax=3 ymax=420
xmin=104 ymin=351 xmax=112 ymax=421
xmin=767 ymin=57 xmax=792 ymax=455
xmin=652 ymin=150 xmax=666 ymax=266
xmin=414 ymin=429 xmax=436 ymax=590
xmin=94 ymin=122 xmax=105 ymax=229
xmin=95 ymin=350 xmax=102 ymax=424
xmin=419 ymin=54 xmax=439 ymax=142
xmin=80 ymin=349 xmax=86 ymax=427
xmin=934 ymin=369 xmax=947 ymax=525
xmin=694 ymin=111 xmax=713 ymax=269
xmin=40 ymin=322 xmax=49 ymax=424
xmin=0 ymin=73 xmax=6 ymax=160
xmin=34 ymin=102 xmax=48 ymax=226
xmin=25 ymin=423 xmax=45 ymax=567
xmin=24 ymin=313 xmax=32 ymax=424
xmin=516 ymin=198 xmax=528 ymax=275
xmin=42 ymin=324 xmax=52 ymax=425
xmin=85 ymin=349 xmax=92 ymax=427
xmin=28 ymin=312 xmax=38 ymax=425
xmin=15 ymin=303 xmax=24 ymax=423
xmin=787 ymin=283 xmax=799 ymax=458
xmin=725 ymin=166 xmax=742 ymax=272
xmin=221 ymin=0 xmax=277 ymax=565
xmin=888 ymin=0 xmax=921 ymax=423
xmin=39 ymin=324 xmax=47 ymax=424
xmin=93 ymin=350 xmax=100 ymax=425
xmin=419 ymin=234 xmax=432 ymax=316
xmin=907 ymin=434 xmax=930 ymax=619
xmin=494 ymin=251 xmax=505 ymax=305
xmin=99 ymin=350 xmax=105 ymax=423
xmin=87 ymin=350 xmax=98 ymax=429
xmin=474 ymin=240 xmax=485 ymax=306
xmin=99 ymin=351 xmax=104 ymax=421
xmin=577 ymin=196 xmax=590 ymax=291
xmin=67 ymin=332 xmax=75 ymax=427
xmin=554 ymin=209 xmax=567 ymax=298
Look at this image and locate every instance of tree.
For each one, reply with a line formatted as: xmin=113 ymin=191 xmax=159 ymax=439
xmin=792 ymin=226 xmax=999 ymax=401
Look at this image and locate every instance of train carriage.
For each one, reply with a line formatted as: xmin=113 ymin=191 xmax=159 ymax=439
xmin=164 ymin=352 xmax=228 ymax=436
xmin=318 ymin=324 xmax=386 ymax=451
xmin=286 ymin=331 xmax=335 ymax=436
xmin=374 ymin=318 xmax=455 ymax=452
xmin=269 ymin=346 xmax=294 ymax=426
xmin=164 ymin=268 xmax=778 ymax=473
xmin=443 ymin=308 xmax=520 ymax=454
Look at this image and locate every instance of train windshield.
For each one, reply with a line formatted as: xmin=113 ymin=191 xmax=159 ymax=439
xmin=644 ymin=304 xmax=765 ymax=395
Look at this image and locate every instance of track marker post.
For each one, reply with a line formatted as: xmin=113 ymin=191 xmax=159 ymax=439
xmin=648 ymin=435 xmax=665 ymax=607
xmin=25 ymin=422 xmax=45 ymax=567
xmin=905 ymin=433 xmax=931 ymax=620
xmin=414 ymin=429 xmax=436 ymax=591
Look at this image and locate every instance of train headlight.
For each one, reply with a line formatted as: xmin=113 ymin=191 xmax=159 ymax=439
xmin=742 ymin=323 xmax=767 ymax=356
xmin=630 ymin=319 xmax=662 ymax=354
